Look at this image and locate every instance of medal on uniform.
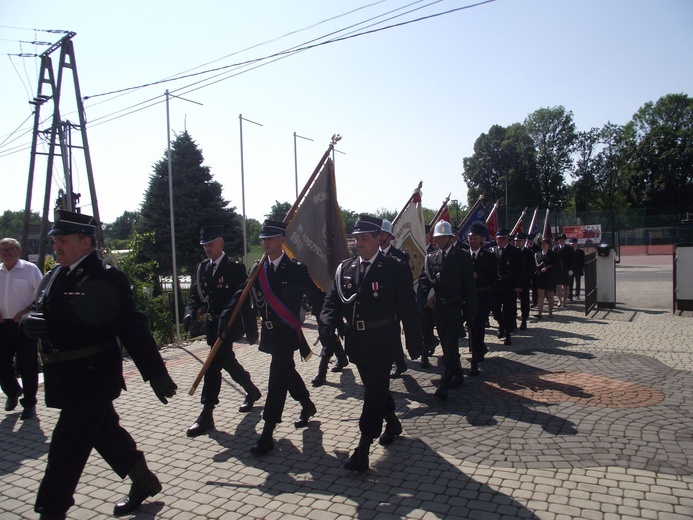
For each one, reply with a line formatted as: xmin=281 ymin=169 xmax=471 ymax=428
xmin=372 ymin=281 xmax=379 ymax=297
xmin=346 ymin=282 xmax=353 ymax=290
xmin=256 ymin=290 xmax=263 ymax=298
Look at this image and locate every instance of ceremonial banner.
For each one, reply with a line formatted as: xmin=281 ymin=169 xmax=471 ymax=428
xmin=527 ymin=207 xmax=539 ymax=235
xmin=392 ymin=183 xmax=427 ymax=287
xmin=510 ymin=207 xmax=528 ymax=236
xmin=457 ymin=197 xmax=487 ymax=243
xmin=285 ymin=158 xmax=350 ymax=292
xmin=542 ymin=209 xmax=553 ymax=241
xmin=486 ymin=199 xmax=500 ymax=238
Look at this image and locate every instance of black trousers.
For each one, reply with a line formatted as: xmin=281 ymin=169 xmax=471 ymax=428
xmin=201 ymin=319 xmax=253 ymax=406
xmin=436 ymin=318 xmax=464 ymax=369
xmin=0 ymin=320 xmax=38 ymax=408
xmin=492 ymin=291 xmax=517 ymax=334
xmin=35 ymin=401 xmax=143 ymax=516
xmin=571 ymin=275 xmax=582 ymax=298
xmin=470 ymin=291 xmax=491 ymax=361
xmin=517 ymin=286 xmax=530 ymax=320
xmin=355 ymin=360 xmax=394 ymax=439
xmin=263 ymin=348 xmax=309 ymax=424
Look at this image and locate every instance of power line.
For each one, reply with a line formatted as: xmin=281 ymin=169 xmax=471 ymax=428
xmin=1 ymin=1 xmax=496 ymax=156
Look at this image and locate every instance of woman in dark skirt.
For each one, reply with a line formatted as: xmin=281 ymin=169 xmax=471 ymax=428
xmin=533 ymin=238 xmax=558 ymax=318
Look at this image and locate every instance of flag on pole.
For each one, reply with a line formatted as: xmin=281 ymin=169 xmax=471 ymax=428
xmin=457 ymin=197 xmax=487 ymax=243
xmin=284 ymin=158 xmax=350 ymax=292
xmin=527 ymin=207 xmax=539 ymax=235
xmin=486 ymin=199 xmax=501 ymax=238
xmin=542 ymin=208 xmax=553 ymax=242
xmin=425 ymin=194 xmax=451 ymax=244
xmin=510 ymin=207 xmax=528 ymax=236
xmin=391 ymin=183 xmax=427 ymax=287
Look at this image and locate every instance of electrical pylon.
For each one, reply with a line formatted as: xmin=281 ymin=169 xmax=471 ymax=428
xmin=22 ymin=31 xmax=103 ymax=269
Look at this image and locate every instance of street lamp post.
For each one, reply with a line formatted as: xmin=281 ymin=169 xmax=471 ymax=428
xmin=239 ymin=114 xmax=263 ymax=267
xmin=293 ymin=132 xmax=313 ymax=198
xmin=165 ymin=89 xmax=202 ymax=342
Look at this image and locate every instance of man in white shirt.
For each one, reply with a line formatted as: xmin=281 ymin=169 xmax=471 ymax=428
xmin=0 ymin=237 xmax=42 ymax=420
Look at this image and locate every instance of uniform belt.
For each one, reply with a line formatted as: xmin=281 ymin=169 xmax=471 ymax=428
xmin=350 ymin=316 xmax=397 ymax=331
xmin=40 ymin=340 xmax=116 ymax=365
xmin=263 ymin=320 xmax=287 ymax=330
xmin=438 ymin=296 xmax=464 ymax=305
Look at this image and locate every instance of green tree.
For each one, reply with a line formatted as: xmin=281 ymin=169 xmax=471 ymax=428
xmin=137 ymin=131 xmax=243 ymax=275
xmin=265 ymin=201 xmax=291 ymax=222
xmin=524 ymin=106 xmax=577 ymax=209
xmin=622 ymin=93 xmax=693 ymax=212
xmin=462 ymin=123 xmax=540 ymax=211
xmin=0 ymin=209 xmax=41 ymax=240
xmin=103 ymin=210 xmax=140 ymax=250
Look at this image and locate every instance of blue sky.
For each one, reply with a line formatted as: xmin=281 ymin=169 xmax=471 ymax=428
xmin=1 ymin=0 xmax=691 ymax=225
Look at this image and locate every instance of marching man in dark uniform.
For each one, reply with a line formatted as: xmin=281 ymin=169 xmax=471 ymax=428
xmin=219 ymin=220 xmax=325 ymax=455
xmin=379 ymin=219 xmax=411 ymax=379
xmin=417 ymin=220 xmax=477 ymax=399
xmin=514 ymin=232 xmax=535 ymax=331
xmin=20 ymin=210 xmax=177 ymax=519
xmin=553 ymin=233 xmax=575 ymax=307
xmin=569 ymin=238 xmax=585 ymax=300
xmin=183 ymin=225 xmax=261 ymax=437
xmin=321 ymin=215 xmax=422 ymax=472
xmin=467 ymin=224 xmax=497 ymax=375
xmin=490 ymin=228 xmax=525 ymax=345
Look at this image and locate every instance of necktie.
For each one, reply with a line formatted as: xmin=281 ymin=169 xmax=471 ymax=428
xmin=359 ymin=261 xmax=370 ymax=284
xmin=211 ymin=260 xmax=217 ymax=277
xmin=472 ymin=252 xmax=477 ymax=263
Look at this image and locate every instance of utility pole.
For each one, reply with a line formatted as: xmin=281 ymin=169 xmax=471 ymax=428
xmin=22 ymin=32 xmax=102 ymax=269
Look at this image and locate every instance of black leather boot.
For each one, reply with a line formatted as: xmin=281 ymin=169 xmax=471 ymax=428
xmin=186 ymin=404 xmax=214 ymax=437
xmin=294 ymin=399 xmax=317 ymax=428
xmin=345 ymin=434 xmax=372 ymax=471
xmin=311 ymin=356 xmax=330 ymax=387
xmin=250 ymin=422 xmax=275 ymax=454
xmin=379 ymin=413 xmax=403 ymax=446
xmin=239 ymin=384 xmax=262 ymax=413
xmin=113 ymin=458 xmax=162 ymax=516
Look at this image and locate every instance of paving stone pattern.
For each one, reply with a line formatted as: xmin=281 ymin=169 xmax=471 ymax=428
xmin=1 ymin=267 xmax=692 ymax=519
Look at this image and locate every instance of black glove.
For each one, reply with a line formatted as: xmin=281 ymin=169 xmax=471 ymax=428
xmin=150 ymin=373 xmax=177 ymax=404
xmin=318 ymin=325 xmax=335 ymax=348
xmin=20 ymin=312 xmax=48 ymax=340
xmin=182 ymin=314 xmax=192 ymax=333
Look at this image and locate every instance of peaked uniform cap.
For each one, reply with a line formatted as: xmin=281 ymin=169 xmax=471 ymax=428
xmin=495 ymin=228 xmax=511 ymax=238
xmin=352 ymin=215 xmax=382 ymax=235
xmin=200 ymin=225 xmax=224 ymax=244
xmin=467 ymin=223 xmax=487 ymax=236
xmin=48 ymin=209 xmax=97 ymax=236
xmin=259 ymin=220 xmax=287 ymax=238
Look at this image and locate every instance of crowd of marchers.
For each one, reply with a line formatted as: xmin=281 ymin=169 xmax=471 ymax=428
xmin=1 ymin=212 xmax=585 ymax=519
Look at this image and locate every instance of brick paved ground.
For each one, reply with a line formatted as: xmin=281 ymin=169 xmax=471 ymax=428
xmin=1 ymin=259 xmax=692 ymax=519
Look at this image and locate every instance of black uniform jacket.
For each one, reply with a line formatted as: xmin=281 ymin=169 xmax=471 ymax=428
xmin=321 ymin=251 xmax=423 ymax=365
xmin=220 ymin=254 xmax=324 ymax=355
xmin=470 ymin=248 xmax=498 ymax=293
xmin=520 ymin=247 xmax=536 ymax=288
xmin=186 ymin=253 xmax=255 ymax=343
xmin=573 ymin=247 xmax=586 ymax=277
xmin=490 ymin=244 xmax=525 ymax=293
xmin=35 ymin=251 xmax=167 ymax=409
xmin=417 ymin=246 xmax=478 ymax=323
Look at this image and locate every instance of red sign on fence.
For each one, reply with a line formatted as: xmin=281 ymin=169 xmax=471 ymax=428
xmin=563 ymin=225 xmax=602 ymax=245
